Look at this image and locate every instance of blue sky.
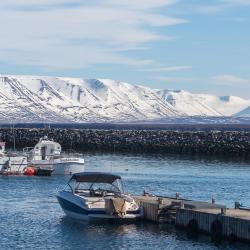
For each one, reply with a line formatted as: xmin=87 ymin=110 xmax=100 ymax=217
xmin=0 ymin=0 xmax=249 ymax=97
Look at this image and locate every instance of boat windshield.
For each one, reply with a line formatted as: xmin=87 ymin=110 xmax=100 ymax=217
xmin=68 ymin=178 xmax=124 ymax=194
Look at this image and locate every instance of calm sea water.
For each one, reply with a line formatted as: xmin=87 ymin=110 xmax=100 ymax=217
xmin=1 ymin=153 xmax=250 ymax=250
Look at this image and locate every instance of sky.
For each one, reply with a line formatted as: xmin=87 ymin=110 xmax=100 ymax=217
xmin=0 ymin=0 xmax=249 ymax=98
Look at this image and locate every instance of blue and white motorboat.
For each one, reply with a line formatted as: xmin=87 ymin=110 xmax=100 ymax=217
xmin=57 ymin=172 xmax=142 ymax=220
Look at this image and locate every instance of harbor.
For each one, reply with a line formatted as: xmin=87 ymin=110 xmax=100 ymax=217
xmin=1 ymin=152 xmax=250 ymax=249
xmin=1 ymin=130 xmax=250 ymax=247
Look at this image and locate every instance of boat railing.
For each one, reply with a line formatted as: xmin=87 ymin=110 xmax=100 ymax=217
xmin=23 ymin=147 xmax=34 ymax=154
xmin=60 ymin=152 xmax=83 ymax=158
xmin=5 ymin=151 xmax=26 ymax=157
xmin=22 ymin=147 xmax=82 ymax=159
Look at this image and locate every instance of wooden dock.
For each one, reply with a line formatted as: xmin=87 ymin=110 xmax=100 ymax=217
xmin=135 ymin=195 xmax=250 ymax=243
xmin=176 ymin=207 xmax=250 ymax=242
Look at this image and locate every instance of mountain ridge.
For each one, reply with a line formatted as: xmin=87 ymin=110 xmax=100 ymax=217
xmin=0 ymin=75 xmax=249 ymax=122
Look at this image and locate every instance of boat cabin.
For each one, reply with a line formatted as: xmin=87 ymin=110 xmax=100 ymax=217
xmin=31 ymin=137 xmax=61 ymax=160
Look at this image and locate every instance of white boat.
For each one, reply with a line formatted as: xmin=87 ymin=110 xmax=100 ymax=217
xmin=57 ymin=172 xmax=143 ymax=220
xmin=0 ymin=142 xmax=27 ymax=175
xmin=23 ymin=137 xmax=84 ymax=175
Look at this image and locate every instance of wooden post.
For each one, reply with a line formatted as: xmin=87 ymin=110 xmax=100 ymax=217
xmin=212 ymin=197 xmax=215 ymax=204
xmin=221 ymin=207 xmax=226 ymax=215
xmin=176 ymin=192 xmax=180 ymax=200
xmin=235 ymin=201 xmax=240 ymax=209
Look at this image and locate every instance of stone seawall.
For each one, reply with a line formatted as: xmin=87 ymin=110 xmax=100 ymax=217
xmin=1 ymin=129 xmax=250 ymax=157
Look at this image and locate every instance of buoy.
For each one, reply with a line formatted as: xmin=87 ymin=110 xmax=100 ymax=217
xmin=24 ymin=167 xmax=36 ymax=176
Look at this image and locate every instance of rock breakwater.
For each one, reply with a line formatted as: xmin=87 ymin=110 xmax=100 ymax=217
xmin=1 ymin=129 xmax=250 ymax=157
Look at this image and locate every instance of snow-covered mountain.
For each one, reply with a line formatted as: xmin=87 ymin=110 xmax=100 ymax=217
xmin=0 ymin=75 xmax=181 ymax=122
xmin=0 ymin=75 xmax=249 ymax=123
xmin=235 ymin=106 xmax=250 ymax=117
xmin=158 ymin=90 xmax=250 ymax=116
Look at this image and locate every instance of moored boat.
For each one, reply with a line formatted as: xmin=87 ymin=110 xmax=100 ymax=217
xmin=23 ymin=137 xmax=84 ymax=175
xmin=0 ymin=142 xmax=27 ymax=175
xmin=57 ymin=172 xmax=143 ymax=220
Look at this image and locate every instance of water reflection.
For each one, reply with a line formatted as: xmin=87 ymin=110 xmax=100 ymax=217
xmin=59 ymin=217 xmax=250 ymax=250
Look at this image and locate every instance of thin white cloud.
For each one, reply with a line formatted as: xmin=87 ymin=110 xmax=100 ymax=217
xmin=143 ymin=65 xmax=192 ymax=72
xmin=196 ymin=5 xmax=226 ymax=14
xmin=155 ymin=76 xmax=199 ymax=81
xmin=0 ymin=0 xmax=179 ymax=9
xmin=220 ymin=0 xmax=250 ymax=6
xmin=212 ymin=75 xmax=250 ymax=86
xmin=103 ymin=0 xmax=179 ymax=10
xmin=195 ymin=0 xmax=250 ymax=14
xmin=0 ymin=0 xmax=186 ymax=70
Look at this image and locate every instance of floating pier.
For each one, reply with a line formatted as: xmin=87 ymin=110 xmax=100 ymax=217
xmin=135 ymin=194 xmax=250 ymax=243
xmin=176 ymin=207 xmax=250 ymax=242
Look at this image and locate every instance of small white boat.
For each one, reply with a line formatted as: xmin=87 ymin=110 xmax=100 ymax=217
xmin=0 ymin=142 xmax=27 ymax=175
xmin=23 ymin=137 xmax=84 ymax=175
xmin=57 ymin=172 xmax=143 ymax=220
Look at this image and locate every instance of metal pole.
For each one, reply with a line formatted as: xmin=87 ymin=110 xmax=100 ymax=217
xmin=13 ymin=124 xmax=16 ymax=152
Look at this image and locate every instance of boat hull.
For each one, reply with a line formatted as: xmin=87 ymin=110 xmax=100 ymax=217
xmin=29 ymin=159 xmax=84 ymax=175
xmin=53 ymin=162 xmax=84 ymax=175
xmin=0 ymin=156 xmax=27 ymax=174
xmin=61 ymin=208 xmax=141 ymax=221
xmin=57 ymin=191 xmax=142 ymax=221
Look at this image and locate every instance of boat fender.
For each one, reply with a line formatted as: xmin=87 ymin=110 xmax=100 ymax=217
xmin=24 ymin=167 xmax=36 ymax=176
